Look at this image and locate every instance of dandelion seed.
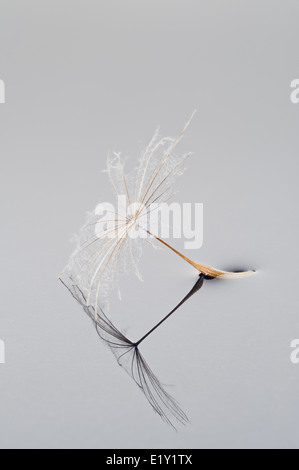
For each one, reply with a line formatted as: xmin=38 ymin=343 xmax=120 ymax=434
xmin=60 ymin=112 xmax=255 ymax=314
xmin=60 ymin=113 xmax=255 ymax=428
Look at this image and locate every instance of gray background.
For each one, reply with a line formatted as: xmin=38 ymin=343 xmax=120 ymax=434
xmin=0 ymin=0 xmax=298 ymax=449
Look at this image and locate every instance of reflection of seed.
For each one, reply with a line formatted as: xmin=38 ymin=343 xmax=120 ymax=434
xmin=61 ymin=275 xmax=206 ymax=429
